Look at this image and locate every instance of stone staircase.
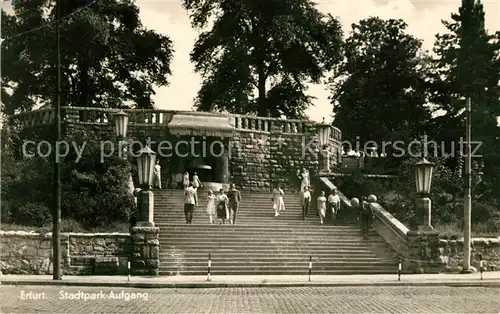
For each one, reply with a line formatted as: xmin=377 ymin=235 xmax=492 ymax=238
xmin=154 ymin=189 xmax=398 ymax=275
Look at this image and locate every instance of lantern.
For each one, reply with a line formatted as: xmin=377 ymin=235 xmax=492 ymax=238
xmin=413 ymin=157 xmax=434 ymax=195
xmin=136 ymin=145 xmax=157 ymax=188
xmin=317 ymin=118 xmax=331 ymax=148
xmin=114 ymin=110 xmax=129 ymax=138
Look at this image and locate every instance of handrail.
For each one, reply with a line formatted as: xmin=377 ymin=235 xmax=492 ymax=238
xmin=318 ymin=177 xmax=352 ymax=207
xmin=369 ymin=202 xmax=409 ymax=240
xmin=10 ymin=107 xmax=342 ymax=140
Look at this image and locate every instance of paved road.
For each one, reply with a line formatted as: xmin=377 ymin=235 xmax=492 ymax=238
xmin=1 ymin=285 xmax=499 ymax=313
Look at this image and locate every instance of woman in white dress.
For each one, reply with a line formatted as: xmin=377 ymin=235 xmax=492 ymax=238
xmin=300 ymin=168 xmax=310 ymax=192
xmin=182 ymin=171 xmax=190 ymax=188
xmin=317 ymin=190 xmax=327 ymax=225
xmin=153 ymin=160 xmax=161 ymax=189
xmin=272 ymin=185 xmax=285 ymax=217
xmin=206 ymin=190 xmax=216 ymax=223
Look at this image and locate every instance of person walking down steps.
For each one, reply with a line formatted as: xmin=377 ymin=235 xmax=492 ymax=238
xmin=192 ymin=172 xmax=202 ymax=189
xmin=184 ymin=182 xmax=197 ymax=224
xmin=153 ymin=160 xmax=161 ymax=189
xmin=227 ymin=184 xmax=241 ymax=224
xmin=272 ymin=185 xmax=285 ymax=217
xmin=217 ymin=189 xmax=229 ymax=224
xmin=327 ymin=188 xmax=340 ymax=223
xmin=183 ymin=171 xmax=190 ymax=188
xmin=301 ymin=186 xmax=311 ymax=220
xmin=206 ymin=190 xmax=216 ymax=224
xmin=317 ymin=190 xmax=327 ymax=225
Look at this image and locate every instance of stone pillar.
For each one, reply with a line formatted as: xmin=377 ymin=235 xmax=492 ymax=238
xmin=415 ymin=197 xmax=432 ymax=230
xmin=130 ymin=226 xmax=159 ymax=276
xmin=405 ymin=230 xmax=443 ymax=273
xmin=319 ymin=148 xmax=330 ymax=173
xmin=137 ymin=190 xmax=154 ymax=226
xmin=221 ymin=151 xmax=229 ymax=184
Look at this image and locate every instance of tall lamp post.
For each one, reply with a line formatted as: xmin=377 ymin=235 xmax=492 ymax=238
xmin=317 ymin=118 xmax=331 ymax=173
xmin=135 ymin=146 xmax=157 ymax=226
xmin=413 ymin=156 xmax=435 ymax=231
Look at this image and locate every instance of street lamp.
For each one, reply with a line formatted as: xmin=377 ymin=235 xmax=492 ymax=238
xmin=135 ymin=145 xmax=157 ymax=226
xmin=114 ymin=110 xmax=129 ymax=138
xmin=113 ymin=110 xmax=129 ymax=159
xmin=413 ymin=156 xmax=434 ymax=230
xmin=317 ymin=118 xmax=331 ymax=173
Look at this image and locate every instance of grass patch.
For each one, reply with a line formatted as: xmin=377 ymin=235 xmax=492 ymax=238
xmin=1 ymin=219 xmax=130 ymax=233
xmin=435 ymin=222 xmax=500 ymax=239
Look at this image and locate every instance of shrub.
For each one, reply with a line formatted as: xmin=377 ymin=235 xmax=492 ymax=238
xmin=1 ymin=130 xmax=135 ymax=229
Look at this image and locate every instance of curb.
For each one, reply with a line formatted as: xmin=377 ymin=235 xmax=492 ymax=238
xmin=1 ymin=280 xmax=499 ymax=289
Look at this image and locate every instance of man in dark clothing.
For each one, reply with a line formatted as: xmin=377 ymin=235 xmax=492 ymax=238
xmin=360 ymin=197 xmax=374 ymax=239
xmin=227 ymin=183 xmax=241 ymax=224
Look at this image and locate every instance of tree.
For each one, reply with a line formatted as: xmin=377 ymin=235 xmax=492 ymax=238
xmin=1 ymin=0 xmax=174 ymax=114
xmin=428 ymin=0 xmax=500 ymax=204
xmin=330 ymin=17 xmax=431 ymax=159
xmin=1 ymin=127 xmax=135 ymax=228
xmin=183 ymin=0 xmax=343 ymax=118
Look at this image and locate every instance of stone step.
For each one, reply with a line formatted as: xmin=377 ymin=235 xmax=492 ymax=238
xmin=156 ymin=224 xmax=367 ymax=230
xmin=159 ymin=261 xmax=396 ymax=269
xmin=160 ymin=230 xmax=378 ymax=237
xmin=159 ymin=242 xmax=389 ymax=248
xmin=159 ymin=251 xmax=381 ymax=257
xmin=158 ymin=256 xmax=386 ymax=262
xmin=158 ymin=266 xmax=398 ymax=276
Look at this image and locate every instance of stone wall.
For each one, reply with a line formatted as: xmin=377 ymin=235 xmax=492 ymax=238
xmin=439 ymin=237 xmax=500 ymax=272
xmin=0 ymin=231 xmax=131 ymax=275
xmin=229 ymin=129 xmax=341 ymax=192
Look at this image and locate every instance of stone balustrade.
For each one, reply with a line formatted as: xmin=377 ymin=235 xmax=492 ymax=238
xmin=315 ymin=177 xmax=499 ymax=274
xmin=10 ymin=107 xmax=342 ymax=143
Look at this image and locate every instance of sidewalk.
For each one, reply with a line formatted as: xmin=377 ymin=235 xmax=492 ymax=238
xmin=1 ymin=272 xmax=499 ymax=288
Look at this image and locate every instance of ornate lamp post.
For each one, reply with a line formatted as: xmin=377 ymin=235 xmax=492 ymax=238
xmin=413 ymin=156 xmax=435 ymax=231
xmin=135 ymin=146 xmax=157 ymax=226
xmin=317 ymin=118 xmax=331 ymax=173
xmin=114 ymin=110 xmax=129 ymax=139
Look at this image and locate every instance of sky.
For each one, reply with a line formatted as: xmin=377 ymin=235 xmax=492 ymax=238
xmin=1 ymin=0 xmax=499 ymax=122
xmin=137 ymin=0 xmax=500 ymax=122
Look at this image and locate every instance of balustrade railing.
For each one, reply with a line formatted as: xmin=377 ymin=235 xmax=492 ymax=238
xmin=233 ymin=114 xmax=342 ymax=142
xmin=10 ymin=107 xmax=342 ymax=142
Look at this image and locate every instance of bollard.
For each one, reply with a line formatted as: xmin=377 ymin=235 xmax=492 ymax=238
xmin=398 ymin=261 xmax=402 ymax=281
xmin=308 ymin=256 xmax=312 ymax=282
xmin=478 ymin=254 xmax=484 ymax=280
xmin=127 ymin=254 xmax=131 ymax=281
xmin=207 ymin=253 xmax=211 ymax=281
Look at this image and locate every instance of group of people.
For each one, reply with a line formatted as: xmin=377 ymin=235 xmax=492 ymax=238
xmin=205 ymin=184 xmax=242 ymax=224
xmin=181 ymin=165 xmax=374 ymax=237
xmin=316 ymin=189 xmax=341 ymax=225
xmin=184 ymin=180 xmax=242 ymax=225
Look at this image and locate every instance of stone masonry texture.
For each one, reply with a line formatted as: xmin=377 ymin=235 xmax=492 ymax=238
xmin=0 ymin=231 xmax=131 ymax=275
xmin=2 ymin=230 xmax=499 ymax=275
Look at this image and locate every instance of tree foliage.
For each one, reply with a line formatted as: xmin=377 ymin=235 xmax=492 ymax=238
xmin=1 ymin=0 xmax=174 ymax=114
xmin=428 ymin=0 xmax=500 ymax=204
xmin=330 ymin=17 xmax=431 ymax=157
xmin=183 ymin=0 xmax=343 ymax=118
xmin=1 ymin=128 xmax=135 ymax=228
